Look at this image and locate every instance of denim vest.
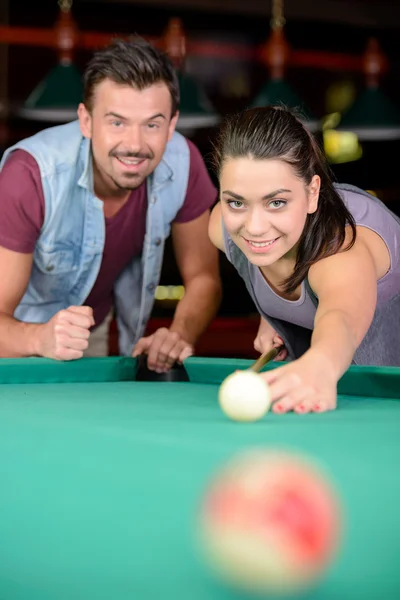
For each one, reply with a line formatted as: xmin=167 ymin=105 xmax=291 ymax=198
xmin=0 ymin=121 xmax=190 ymax=355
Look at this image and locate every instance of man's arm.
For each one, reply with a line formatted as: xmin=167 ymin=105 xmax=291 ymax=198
xmin=0 ymin=247 xmax=39 ymax=357
xmin=170 ymin=209 xmax=222 ymax=344
xmin=0 ymin=246 xmax=94 ymax=359
xmin=132 ymin=139 xmax=222 ymax=371
xmin=0 ymin=151 xmax=94 ymax=359
xmin=132 ymin=210 xmax=222 ymax=371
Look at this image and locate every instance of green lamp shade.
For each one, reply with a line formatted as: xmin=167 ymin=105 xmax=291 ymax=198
xmin=251 ymin=78 xmax=319 ymax=132
xmin=337 ymin=86 xmax=400 ymax=141
xmin=176 ymin=71 xmax=219 ymax=131
xmin=17 ymin=62 xmax=83 ymax=123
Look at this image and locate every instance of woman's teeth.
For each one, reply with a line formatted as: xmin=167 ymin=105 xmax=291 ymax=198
xmin=248 ymin=239 xmax=276 ymax=247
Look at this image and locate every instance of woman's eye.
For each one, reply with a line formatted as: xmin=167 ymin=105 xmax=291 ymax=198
xmin=228 ymin=200 xmax=244 ymax=209
xmin=270 ymin=200 xmax=286 ymax=209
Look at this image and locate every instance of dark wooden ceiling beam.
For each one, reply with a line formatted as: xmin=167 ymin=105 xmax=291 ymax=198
xmin=80 ymin=0 xmax=400 ymax=29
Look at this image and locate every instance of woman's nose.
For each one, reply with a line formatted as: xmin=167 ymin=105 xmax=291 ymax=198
xmin=245 ymin=210 xmax=271 ymax=238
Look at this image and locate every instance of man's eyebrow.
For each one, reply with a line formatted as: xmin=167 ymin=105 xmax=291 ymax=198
xmin=146 ymin=113 xmax=167 ymax=120
xmin=105 ymin=111 xmax=127 ymax=120
xmin=104 ymin=112 xmax=167 ymax=121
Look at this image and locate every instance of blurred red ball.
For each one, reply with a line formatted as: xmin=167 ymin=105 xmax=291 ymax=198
xmin=197 ymin=449 xmax=342 ymax=595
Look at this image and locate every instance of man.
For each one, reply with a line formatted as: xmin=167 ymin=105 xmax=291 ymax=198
xmin=0 ymin=38 xmax=221 ymax=372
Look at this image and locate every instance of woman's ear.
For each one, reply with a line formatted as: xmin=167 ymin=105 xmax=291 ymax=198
xmin=307 ymin=175 xmax=321 ymax=214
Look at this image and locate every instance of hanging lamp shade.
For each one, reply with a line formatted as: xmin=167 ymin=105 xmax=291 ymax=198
xmin=337 ymin=86 xmax=400 ymax=141
xmin=16 ymin=1 xmax=81 ymax=123
xmin=17 ymin=62 xmax=82 ymax=123
xmin=251 ymin=77 xmax=319 ymax=132
xmin=336 ymin=38 xmax=400 ymax=141
xmin=176 ymin=70 xmax=219 ymax=131
xmin=253 ymin=21 xmax=319 ymax=132
xmin=163 ymin=17 xmax=219 ymax=134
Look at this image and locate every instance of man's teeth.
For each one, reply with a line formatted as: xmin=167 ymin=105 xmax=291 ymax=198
xmin=248 ymin=239 xmax=276 ymax=247
xmin=118 ymin=158 xmax=144 ymax=165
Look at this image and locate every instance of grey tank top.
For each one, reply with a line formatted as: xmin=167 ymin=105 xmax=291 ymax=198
xmin=223 ymin=184 xmax=400 ymax=366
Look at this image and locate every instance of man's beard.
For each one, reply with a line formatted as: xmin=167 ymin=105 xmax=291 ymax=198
xmin=109 ymin=149 xmax=154 ymax=191
xmin=108 ymin=170 xmax=145 ymax=190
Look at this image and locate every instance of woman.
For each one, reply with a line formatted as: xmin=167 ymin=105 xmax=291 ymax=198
xmin=209 ymin=106 xmax=400 ymax=414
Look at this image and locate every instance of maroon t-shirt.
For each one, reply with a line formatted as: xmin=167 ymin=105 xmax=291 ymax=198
xmin=0 ymin=140 xmax=217 ymax=327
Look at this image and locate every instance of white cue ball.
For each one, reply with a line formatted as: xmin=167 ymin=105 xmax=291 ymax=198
xmin=218 ymin=371 xmax=271 ymax=422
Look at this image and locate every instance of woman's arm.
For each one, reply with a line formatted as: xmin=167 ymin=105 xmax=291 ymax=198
xmin=254 ymin=316 xmax=288 ymax=360
xmin=261 ymin=234 xmax=379 ymax=414
xmin=307 ymin=235 xmax=378 ymax=380
xmin=208 ymin=202 xmax=225 ymax=252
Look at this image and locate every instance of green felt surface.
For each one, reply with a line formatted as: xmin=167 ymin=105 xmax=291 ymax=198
xmin=0 ymin=357 xmax=399 ymax=600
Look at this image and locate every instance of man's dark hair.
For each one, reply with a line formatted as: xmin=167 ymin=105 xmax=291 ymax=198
xmin=83 ymin=37 xmax=180 ymax=116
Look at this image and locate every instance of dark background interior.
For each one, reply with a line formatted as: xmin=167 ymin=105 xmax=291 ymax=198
xmin=0 ymin=0 xmax=399 ymax=332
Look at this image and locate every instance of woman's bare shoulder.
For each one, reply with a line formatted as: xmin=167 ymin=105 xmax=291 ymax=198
xmin=208 ymin=202 xmax=225 ymax=253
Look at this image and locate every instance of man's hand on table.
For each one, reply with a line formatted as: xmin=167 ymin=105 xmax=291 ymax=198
xmin=132 ymin=327 xmax=194 ymax=372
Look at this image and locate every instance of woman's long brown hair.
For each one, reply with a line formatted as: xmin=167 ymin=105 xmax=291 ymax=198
xmin=213 ymin=106 xmax=356 ymax=294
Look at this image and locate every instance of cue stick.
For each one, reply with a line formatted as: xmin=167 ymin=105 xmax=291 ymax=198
xmin=248 ymin=346 xmax=285 ymax=373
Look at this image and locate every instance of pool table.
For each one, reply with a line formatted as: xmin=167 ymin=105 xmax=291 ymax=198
xmin=0 ymin=356 xmax=399 ymax=600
